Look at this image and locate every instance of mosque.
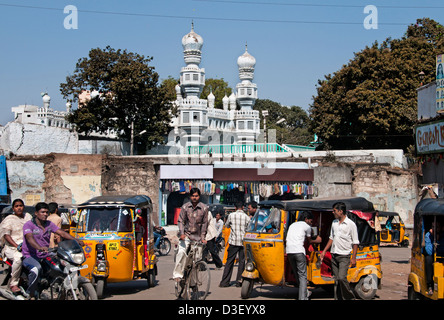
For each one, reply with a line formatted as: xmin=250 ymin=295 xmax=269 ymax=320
xmin=169 ymin=23 xmax=261 ymax=152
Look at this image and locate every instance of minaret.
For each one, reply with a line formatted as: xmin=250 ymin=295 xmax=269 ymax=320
xmin=176 ymin=23 xmax=208 ymax=149
xmin=180 ymin=21 xmax=205 ymax=98
xmin=236 ymin=44 xmax=257 ymax=110
xmin=235 ymin=44 xmax=259 ymax=144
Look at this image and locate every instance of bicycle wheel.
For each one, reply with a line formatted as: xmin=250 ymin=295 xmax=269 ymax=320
xmin=185 ymin=261 xmax=211 ymax=300
xmin=159 ymin=238 xmax=171 ymax=256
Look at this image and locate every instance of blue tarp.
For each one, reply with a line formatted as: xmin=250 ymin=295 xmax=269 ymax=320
xmin=0 ymin=155 xmax=7 ymax=195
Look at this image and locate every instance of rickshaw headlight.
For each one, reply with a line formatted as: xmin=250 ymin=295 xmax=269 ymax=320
xmin=245 ymin=261 xmax=255 ymax=272
xmin=97 ymin=261 xmax=107 ymax=272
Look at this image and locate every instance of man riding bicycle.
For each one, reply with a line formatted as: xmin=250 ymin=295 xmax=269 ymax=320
xmin=172 ymin=188 xmax=208 ymax=282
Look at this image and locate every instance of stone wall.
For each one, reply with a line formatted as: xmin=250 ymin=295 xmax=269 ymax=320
xmin=351 ymin=164 xmax=418 ymax=227
xmin=3 ymin=153 xmax=419 ymax=227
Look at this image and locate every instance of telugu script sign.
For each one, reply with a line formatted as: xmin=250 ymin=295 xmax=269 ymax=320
xmin=416 ymin=120 xmax=444 ymax=154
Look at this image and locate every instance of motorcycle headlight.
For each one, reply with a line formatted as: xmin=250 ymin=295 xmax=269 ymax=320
xmin=71 ymin=253 xmax=85 ymax=265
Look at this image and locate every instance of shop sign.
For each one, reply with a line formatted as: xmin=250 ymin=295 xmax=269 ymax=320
xmin=416 ymin=120 xmax=444 ymax=154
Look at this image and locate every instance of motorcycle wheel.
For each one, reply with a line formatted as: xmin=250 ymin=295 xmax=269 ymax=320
xmin=159 ymin=238 xmax=171 ymax=256
xmin=77 ymin=282 xmax=98 ymax=300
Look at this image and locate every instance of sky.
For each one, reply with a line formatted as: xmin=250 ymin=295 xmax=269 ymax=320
xmin=0 ymin=0 xmax=443 ymax=126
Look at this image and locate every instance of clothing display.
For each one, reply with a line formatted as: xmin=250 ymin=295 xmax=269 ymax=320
xmin=160 ymin=179 xmax=316 ymax=199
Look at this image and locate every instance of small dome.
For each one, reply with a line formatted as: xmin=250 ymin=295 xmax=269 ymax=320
xmin=229 ymin=92 xmax=236 ymax=102
xmin=237 ymin=45 xmax=256 ymax=69
xmin=207 ymin=91 xmax=215 ymax=101
xmin=41 ymin=92 xmax=51 ymax=103
xmin=182 ymin=22 xmax=203 ymax=51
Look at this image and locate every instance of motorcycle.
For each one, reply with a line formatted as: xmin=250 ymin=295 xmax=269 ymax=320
xmin=0 ymin=240 xmax=97 ymax=300
xmin=156 ymin=227 xmax=171 ymax=256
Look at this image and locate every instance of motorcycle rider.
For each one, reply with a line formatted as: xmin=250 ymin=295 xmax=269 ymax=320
xmin=0 ymin=199 xmax=32 ymax=293
xmin=22 ymin=202 xmax=84 ymax=299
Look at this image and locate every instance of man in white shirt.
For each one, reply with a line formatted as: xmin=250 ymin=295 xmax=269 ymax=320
xmin=320 ymin=202 xmax=359 ymax=300
xmin=286 ymin=211 xmax=321 ymax=300
xmin=219 ymin=202 xmax=250 ymax=287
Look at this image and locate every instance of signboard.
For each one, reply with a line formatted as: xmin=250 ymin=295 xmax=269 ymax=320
xmin=437 ymin=54 xmax=444 ymax=112
xmin=416 ymin=120 xmax=444 ymax=154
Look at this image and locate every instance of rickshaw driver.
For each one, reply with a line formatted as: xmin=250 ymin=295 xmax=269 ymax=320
xmin=173 ymin=188 xmax=209 ymax=282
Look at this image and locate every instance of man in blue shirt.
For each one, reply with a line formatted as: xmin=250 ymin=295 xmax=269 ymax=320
xmin=424 ymin=222 xmax=438 ymax=295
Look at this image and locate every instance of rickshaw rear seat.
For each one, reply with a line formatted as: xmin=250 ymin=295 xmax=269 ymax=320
xmin=320 ymin=252 xmax=332 ymax=277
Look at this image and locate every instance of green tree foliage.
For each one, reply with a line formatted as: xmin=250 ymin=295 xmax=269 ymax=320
xmin=309 ymin=18 xmax=444 ymax=151
xmin=161 ymin=77 xmax=232 ymax=110
xmin=254 ymin=99 xmax=312 ymax=146
xmin=200 ymin=78 xmax=232 ymax=109
xmin=60 ymin=46 xmax=174 ymax=153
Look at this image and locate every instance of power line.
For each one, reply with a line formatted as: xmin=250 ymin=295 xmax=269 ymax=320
xmin=193 ymin=0 xmax=444 ymax=10
xmin=0 ymin=3 xmax=410 ymax=26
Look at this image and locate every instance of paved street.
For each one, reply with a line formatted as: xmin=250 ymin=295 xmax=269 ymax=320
xmin=99 ymin=245 xmax=411 ymax=300
xmin=0 ymin=245 xmax=411 ymax=301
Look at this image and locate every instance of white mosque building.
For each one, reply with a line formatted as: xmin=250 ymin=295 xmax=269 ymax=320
xmin=170 ymin=24 xmax=261 ymax=153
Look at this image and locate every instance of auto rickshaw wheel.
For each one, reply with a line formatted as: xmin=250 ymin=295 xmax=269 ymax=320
xmin=241 ymin=279 xmax=254 ymax=299
xmin=147 ymin=269 xmax=156 ymax=288
xmin=95 ymin=278 xmax=106 ymax=299
xmin=353 ymin=275 xmax=377 ymax=300
xmin=407 ymin=283 xmax=422 ymax=300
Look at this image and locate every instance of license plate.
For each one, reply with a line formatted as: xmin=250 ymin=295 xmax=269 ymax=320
xmin=70 ymin=264 xmax=88 ymax=272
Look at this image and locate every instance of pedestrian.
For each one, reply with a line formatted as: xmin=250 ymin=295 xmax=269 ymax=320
xmin=214 ymin=212 xmax=223 ymax=244
xmin=247 ymin=201 xmax=257 ymax=218
xmin=172 ymin=188 xmax=208 ymax=282
xmin=203 ymin=210 xmax=223 ymax=269
xmin=0 ymin=199 xmax=32 ymax=293
xmin=423 ymin=222 xmax=438 ymax=295
xmin=219 ymin=201 xmax=250 ymax=288
xmin=286 ymin=211 xmax=321 ymax=300
xmin=47 ymin=202 xmax=62 ymax=248
xmin=320 ymin=202 xmax=359 ymax=300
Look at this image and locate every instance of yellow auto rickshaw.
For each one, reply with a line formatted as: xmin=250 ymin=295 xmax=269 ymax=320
xmin=408 ymin=198 xmax=444 ymax=300
xmin=242 ymin=197 xmax=382 ymax=300
xmin=71 ymin=195 xmax=158 ymax=298
xmin=378 ymin=211 xmax=409 ymax=247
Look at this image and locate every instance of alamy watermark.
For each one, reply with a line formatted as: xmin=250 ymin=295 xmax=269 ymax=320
xmin=167 ymin=127 xmax=279 ymax=176
xmin=363 ymin=5 xmax=378 ymax=30
xmin=64 ymin=5 xmax=78 ymax=30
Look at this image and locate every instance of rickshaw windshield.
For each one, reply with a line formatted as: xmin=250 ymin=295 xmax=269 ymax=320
xmin=77 ymin=207 xmax=133 ymax=232
xmin=247 ymin=208 xmax=280 ymax=233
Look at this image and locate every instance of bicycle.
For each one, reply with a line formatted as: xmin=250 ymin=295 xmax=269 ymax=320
xmin=174 ymin=241 xmax=211 ymax=300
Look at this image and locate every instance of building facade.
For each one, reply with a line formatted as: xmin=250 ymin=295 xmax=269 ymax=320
xmin=170 ymin=24 xmax=260 ymax=152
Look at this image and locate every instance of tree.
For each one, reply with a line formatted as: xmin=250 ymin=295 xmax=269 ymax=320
xmin=254 ymin=99 xmax=312 ymax=146
xmin=200 ymin=78 xmax=232 ymax=109
xmin=309 ymin=18 xmax=444 ymax=151
xmin=60 ymin=46 xmax=174 ymax=153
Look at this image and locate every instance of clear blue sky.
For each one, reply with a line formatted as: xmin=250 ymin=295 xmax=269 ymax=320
xmin=0 ymin=0 xmax=443 ymax=125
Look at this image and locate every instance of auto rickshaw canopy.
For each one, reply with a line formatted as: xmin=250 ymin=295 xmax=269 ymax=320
xmin=414 ymin=198 xmax=444 ymax=217
xmin=259 ymin=196 xmax=374 ymax=215
xmin=78 ymin=195 xmax=152 ymax=209
xmin=377 ymin=211 xmax=400 ymax=217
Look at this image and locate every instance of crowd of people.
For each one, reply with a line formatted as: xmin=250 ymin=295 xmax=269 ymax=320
xmin=172 ymin=187 xmax=363 ymax=300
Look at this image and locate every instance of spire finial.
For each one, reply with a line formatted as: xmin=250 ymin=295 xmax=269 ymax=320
xmin=245 ymin=41 xmax=248 ymax=51
xmin=191 ymin=20 xmax=194 ymax=31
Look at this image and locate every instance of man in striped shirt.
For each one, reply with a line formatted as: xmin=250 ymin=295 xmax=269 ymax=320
xmin=219 ymin=201 xmax=250 ymax=287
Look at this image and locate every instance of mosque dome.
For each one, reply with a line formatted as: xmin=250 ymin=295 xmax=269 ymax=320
xmin=182 ymin=22 xmax=203 ymax=52
xmin=237 ymin=45 xmax=256 ymax=69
